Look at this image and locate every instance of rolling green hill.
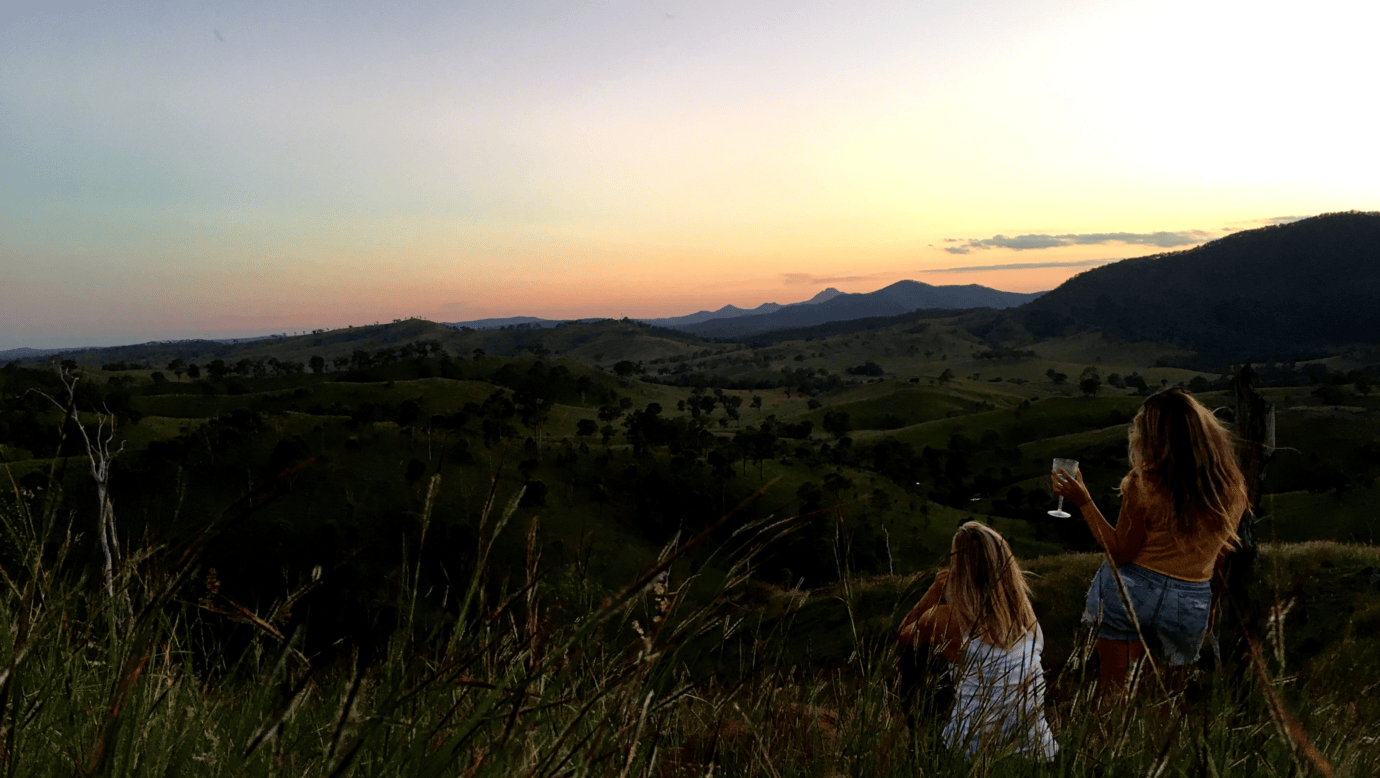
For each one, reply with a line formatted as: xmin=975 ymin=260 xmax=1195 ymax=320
xmin=3 ymin=302 xmax=1378 ymax=670
xmin=1013 ymin=210 xmax=1380 ymax=364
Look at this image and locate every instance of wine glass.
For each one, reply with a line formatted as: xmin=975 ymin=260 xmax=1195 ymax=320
xmin=1049 ymin=458 xmax=1079 ymax=518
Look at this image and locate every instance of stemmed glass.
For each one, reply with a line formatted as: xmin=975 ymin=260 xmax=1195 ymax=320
xmin=1049 ymin=458 xmax=1079 ymax=518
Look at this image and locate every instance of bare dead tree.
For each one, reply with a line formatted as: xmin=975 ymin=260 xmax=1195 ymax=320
xmin=31 ymin=367 xmax=125 ymax=599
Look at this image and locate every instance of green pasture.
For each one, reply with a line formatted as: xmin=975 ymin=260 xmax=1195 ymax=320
xmin=132 ymin=377 xmax=505 ymax=419
xmin=0 ymin=441 xmax=37 ymax=463
xmin=115 ymin=415 xmax=209 ymax=451
xmin=851 ymin=395 xmax=1143 ymax=451
xmin=748 ymin=326 xmax=1204 ymax=392
xmin=1258 ymin=486 xmax=1380 ymax=545
xmin=6 ymin=313 xmax=1380 ymax=776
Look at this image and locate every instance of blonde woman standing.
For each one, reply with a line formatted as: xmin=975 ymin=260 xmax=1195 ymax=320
xmin=900 ymin=522 xmax=1058 ymax=761
xmin=1053 ymin=388 xmax=1249 ymax=690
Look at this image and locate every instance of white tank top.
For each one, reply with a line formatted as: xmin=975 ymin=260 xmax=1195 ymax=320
xmin=942 ymin=623 xmax=1059 ymax=761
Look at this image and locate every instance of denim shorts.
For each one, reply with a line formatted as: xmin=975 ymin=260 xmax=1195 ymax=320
xmin=1082 ymin=561 xmax=1212 ymax=666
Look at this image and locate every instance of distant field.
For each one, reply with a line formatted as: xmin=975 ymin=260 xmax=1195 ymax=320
xmin=1259 ymin=486 xmax=1380 ymax=545
xmin=6 ymin=314 xmax=1377 ymax=648
xmin=852 ymin=396 xmax=1142 ymax=451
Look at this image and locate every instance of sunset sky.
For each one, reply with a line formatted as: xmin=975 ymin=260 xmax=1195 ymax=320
xmin=3 ymin=0 xmax=1376 ymax=348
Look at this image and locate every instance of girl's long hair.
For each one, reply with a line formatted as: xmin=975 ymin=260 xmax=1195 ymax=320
xmin=1126 ymin=387 xmax=1249 ymax=543
xmin=946 ymin=521 xmax=1037 ymax=651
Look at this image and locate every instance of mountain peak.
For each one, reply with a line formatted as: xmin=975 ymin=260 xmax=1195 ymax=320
xmin=681 ymin=281 xmax=1042 ymax=337
xmin=804 ymin=288 xmax=844 ymax=304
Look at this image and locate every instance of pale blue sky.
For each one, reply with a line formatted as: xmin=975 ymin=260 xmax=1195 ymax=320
xmin=3 ymin=0 xmax=1376 ymax=348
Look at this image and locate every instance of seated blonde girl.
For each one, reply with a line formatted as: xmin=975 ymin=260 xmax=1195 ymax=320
xmin=899 ymin=522 xmax=1057 ymax=761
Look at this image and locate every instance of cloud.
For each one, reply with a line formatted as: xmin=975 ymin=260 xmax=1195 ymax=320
xmin=923 ymin=258 xmax=1117 ymax=273
xmin=781 ymin=273 xmax=871 ymax=285
xmin=943 ymin=230 xmax=1213 ymax=253
xmin=1223 ymin=215 xmax=1309 ymax=231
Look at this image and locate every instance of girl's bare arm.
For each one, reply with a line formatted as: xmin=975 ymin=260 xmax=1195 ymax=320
xmin=1055 ymin=469 xmax=1146 ymax=563
xmin=899 ymin=569 xmax=950 ymax=635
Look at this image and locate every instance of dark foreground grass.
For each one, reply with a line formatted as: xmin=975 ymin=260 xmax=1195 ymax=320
xmin=1 ymin=474 xmax=1375 ymax=777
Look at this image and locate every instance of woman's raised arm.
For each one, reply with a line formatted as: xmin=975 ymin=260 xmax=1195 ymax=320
xmin=1054 ymin=469 xmax=1147 ymax=563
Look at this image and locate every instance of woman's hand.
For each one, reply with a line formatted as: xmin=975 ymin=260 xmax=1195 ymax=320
xmin=1052 ymin=466 xmax=1092 ymax=508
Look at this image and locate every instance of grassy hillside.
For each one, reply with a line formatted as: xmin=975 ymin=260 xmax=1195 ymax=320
xmin=5 ymin=327 xmax=1376 ymax=606
xmin=1014 ymin=211 xmax=1380 ymax=363
xmin=2 ymin=472 xmax=1375 ymax=777
xmin=4 ymin=313 xmax=1380 ymax=774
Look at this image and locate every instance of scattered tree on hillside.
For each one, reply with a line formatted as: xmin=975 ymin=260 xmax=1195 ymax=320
xmin=723 ymin=394 xmax=743 ymax=425
xmin=823 ymin=471 xmax=853 ymax=497
xmin=1313 ymin=385 xmax=1349 ymax=406
xmin=869 ymin=487 xmax=893 ymax=514
xmin=846 ymin=361 xmax=884 ymax=376
xmin=822 ymin=410 xmax=852 ymax=439
xmin=310 ymin=355 xmax=326 ymax=374
xmin=1079 ymin=366 xmax=1101 ymax=398
xmin=167 ymin=358 xmax=186 ymax=381
xmin=975 ymin=347 xmax=1038 ymax=360
xmin=396 ymin=399 xmax=423 ymax=429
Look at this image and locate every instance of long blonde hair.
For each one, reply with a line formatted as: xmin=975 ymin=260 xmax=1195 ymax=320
xmin=1126 ymin=388 xmax=1248 ymax=542
xmin=946 ymin=522 xmax=1037 ymax=650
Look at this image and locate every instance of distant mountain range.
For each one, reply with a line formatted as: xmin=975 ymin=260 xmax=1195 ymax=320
xmin=0 ymin=336 xmax=275 ymax=366
xmin=643 ymin=287 xmax=845 ymax=328
xmin=14 ymin=211 xmax=1377 ymax=364
xmin=0 ymin=346 xmax=76 ymax=362
xmin=679 ymin=281 xmax=1043 ymax=338
xmin=443 ymin=288 xmax=848 ymax=331
xmin=1012 ymin=211 xmax=1380 ymax=363
xmin=445 ymin=316 xmax=578 ymax=330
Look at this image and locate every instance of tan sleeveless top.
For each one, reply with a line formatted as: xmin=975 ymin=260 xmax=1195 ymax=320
xmin=1077 ymin=471 xmax=1244 ymax=582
